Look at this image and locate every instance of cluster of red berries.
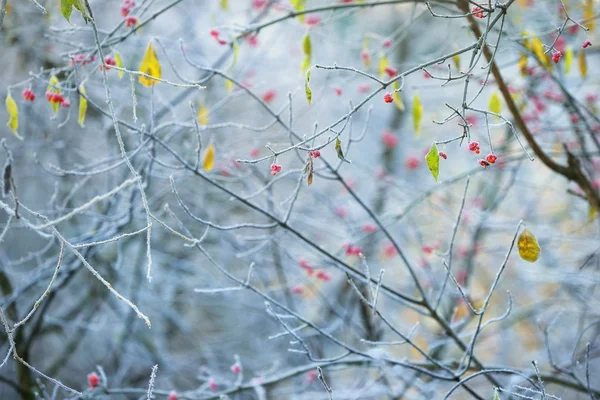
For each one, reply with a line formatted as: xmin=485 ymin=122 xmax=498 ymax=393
xmin=46 ymin=92 xmax=70 ymax=107
xmin=308 ymin=150 xmax=321 ymax=158
xmin=383 ymin=92 xmax=393 ymax=103
xmin=552 ymin=51 xmax=562 ymax=63
xmin=478 ymin=154 xmax=497 ymax=168
xmin=472 ymin=6 xmax=485 ymax=18
xmin=69 ymin=54 xmax=95 ymax=66
xmin=209 ymin=29 xmax=228 ymax=46
xmin=270 ymin=163 xmax=282 ymax=176
xmin=125 ymin=16 xmax=138 ymax=27
xmin=344 ymin=244 xmax=363 ymax=256
xmin=22 ymin=88 xmax=35 ymax=102
xmin=468 ymin=141 xmax=481 ymax=154
xmin=120 ymin=0 xmax=135 ymax=17
xmin=100 ymin=56 xmax=117 ymax=71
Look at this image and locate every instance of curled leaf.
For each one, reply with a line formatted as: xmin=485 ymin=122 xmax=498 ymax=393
xmin=335 ymin=137 xmax=350 ymax=163
xmin=203 ymin=143 xmax=215 ymax=171
xmin=579 ymin=50 xmax=587 ymax=78
xmin=489 ymin=91 xmax=501 ymax=115
xmin=305 ymin=68 xmax=312 ymax=104
xmin=5 ymin=93 xmax=22 ymax=140
xmin=78 ymin=84 xmax=87 ymax=127
xmin=412 ymin=93 xmax=423 ymax=136
xmin=114 ymin=51 xmax=124 ymax=79
xmin=138 ymin=41 xmax=162 ymax=87
xmin=425 ymin=142 xmax=439 ymax=182
xmin=517 ymin=228 xmax=541 ymax=263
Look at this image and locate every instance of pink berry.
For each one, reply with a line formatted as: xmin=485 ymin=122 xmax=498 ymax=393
xmin=552 ymin=51 xmax=561 ymax=63
xmin=208 ymin=378 xmax=218 ymax=392
xmin=125 ymin=16 xmax=138 ymax=27
xmin=87 ymin=372 xmax=100 ymax=389
xmin=168 ymin=391 xmax=178 ymax=400
xmin=468 ymin=141 xmax=479 ymax=152
xmin=307 ymin=370 xmax=317 ymax=384
xmin=250 ymin=148 xmax=260 ymax=158
xmin=405 ymin=156 xmax=420 ymax=170
xmin=582 ymin=40 xmax=592 ymax=49
xmin=61 ymin=98 xmax=71 ymax=108
xmin=472 ymin=6 xmax=484 ymax=18
xmin=384 ymin=66 xmax=398 ymax=78
xmin=262 ymin=89 xmax=276 ymax=103
xmin=333 ymin=87 xmax=342 ymax=96
xmin=382 ymin=39 xmax=392 ymax=48
xmin=362 ymin=224 xmax=377 ymax=233
xmin=381 ymin=130 xmax=398 ymax=149
xmin=210 ymin=29 xmax=220 ymax=38
xmin=316 ymin=271 xmax=331 ymax=281
xmin=230 ymin=363 xmax=241 ymax=374
xmin=383 ymin=92 xmax=393 ymax=103
xmin=292 ymin=285 xmax=304 ymax=294
xmin=485 ymin=154 xmax=497 ymax=164
xmin=305 ymin=15 xmax=321 ymax=26
xmin=438 ymin=151 xmax=447 ymax=160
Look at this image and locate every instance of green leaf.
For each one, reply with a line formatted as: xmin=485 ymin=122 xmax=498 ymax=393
xmin=425 ymin=142 xmax=439 ymax=182
xmin=305 ymin=68 xmax=312 ymax=104
xmin=61 ymin=0 xmax=90 ymax=23
xmin=335 ymin=137 xmax=351 ymax=163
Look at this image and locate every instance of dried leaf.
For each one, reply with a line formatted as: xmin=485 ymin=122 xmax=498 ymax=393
xmin=5 ymin=92 xmax=22 ymax=140
xmin=392 ymin=81 xmax=405 ymax=111
xmin=78 ymin=84 xmax=87 ymax=127
xmin=425 ymin=142 xmax=439 ymax=182
xmin=412 ymin=93 xmax=423 ymax=136
xmin=138 ymin=41 xmax=162 ymax=87
xmin=579 ymin=49 xmax=587 ymax=78
xmin=114 ymin=51 xmax=124 ymax=79
xmin=305 ymin=68 xmax=312 ymax=104
xmin=517 ymin=228 xmax=541 ymax=263
xmin=3 ymin=163 xmax=11 ymax=196
xmin=335 ymin=137 xmax=350 ymax=163
xmin=306 ymin=157 xmax=314 ymax=186
xmin=489 ymin=91 xmax=501 ymax=115
xmin=564 ymin=46 xmax=573 ymax=74
xmin=203 ymin=143 xmax=215 ymax=171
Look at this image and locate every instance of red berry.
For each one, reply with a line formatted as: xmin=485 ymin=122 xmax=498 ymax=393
xmin=230 ymin=363 xmax=241 ymax=374
xmin=382 ymin=39 xmax=392 ymax=48
xmin=168 ymin=392 xmax=178 ymax=400
xmin=125 ymin=16 xmax=138 ymax=27
xmin=333 ymin=87 xmax=342 ymax=96
xmin=292 ymin=285 xmax=304 ymax=294
xmin=87 ymin=372 xmax=100 ymax=389
xmin=552 ymin=51 xmax=561 ymax=63
xmin=208 ymin=378 xmax=218 ymax=392
xmin=316 ymin=270 xmax=331 ymax=281
xmin=472 ymin=6 xmax=485 ymax=18
xmin=383 ymin=92 xmax=393 ymax=103
xmin=438 ymin=151 xmax=447 ymax=160
xmin=209 ymin=29 xmax=220 ymax=38
xmin=381 ymin=129 xmax=398 ymax=149
xmin=262 ymin=89 xmax=276 ymax=103
xmin=406 ymin=156 xmax=420 ymax=170
xmin=582 ymin=40 xmax=592 ymax=49
xmin=305 ymin=15 xmax=321 ymax=26
xmin=478 ymin=159 xmax=490 ymax=168
xmin=313 ymin=150 xmax=320 ymax=158
xmin=384 ymin=66 xmax=398 ymax=78
xmin=468 ymin=141 xmax=479 ymax=152
xmin=485 ymin=154 xmax=497 ymax=164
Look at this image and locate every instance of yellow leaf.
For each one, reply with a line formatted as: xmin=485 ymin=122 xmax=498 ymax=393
xmin=579 ymin=50 xmax=587 ymax=78
xmin=517 ymin=228 xmax=541 ymax=263
xmin=291 ymin=0 xmax=306 ymax=23
xmin=220 ymin=0 xmax=228 ymax=9
xmin=489 ymin=91 xmax=501 ymax=115
xmin=305 ymin=68 xmax=312 ymax=104
xmin=225 ymin=78 xmax=234 ymax=93
xmin=564 ymin=46 xmax=573 ymax=74
xmin=301 ymin=33 xmax=311 ymax=72
xmin=584 ymin=0 xmax=595 ymax=31
xmin=114 ymin=51 xmax=124 ymax=79
xmin=138 ymin=41 xmax=162 ymax=87
xmin=425 ymin=142 xmax=439 ymax=182
xmin=522 ymin=31 xmax=531 ymax=51
xmin=78 ymin=84 xmax=87 ymax=127
xmin=452 ymin=54 xmax=460 ymax=71
xmin=47 ymin=75 xmax=62 ymax=115
xmin=531 ymin=36 xmax=550 ymax=68
xmin=412 ymin=93 xmax=423 ymax=136
xmin=392 ymin=81 xmax=404 ymax=111
xmin=197 ymin=104 xmax=209 ymax=126
xmin=378 ymin=55 xmax=388 ymax=78
xmin=518 ymin=53 xmax=528 ymax=76
xmin=203 ymin=143 xmax=215 ymax=171
xmin=5 ymin=93 xmax=22 ymax=140
xmin=590 ymin=204 xmax=598 ymax=221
